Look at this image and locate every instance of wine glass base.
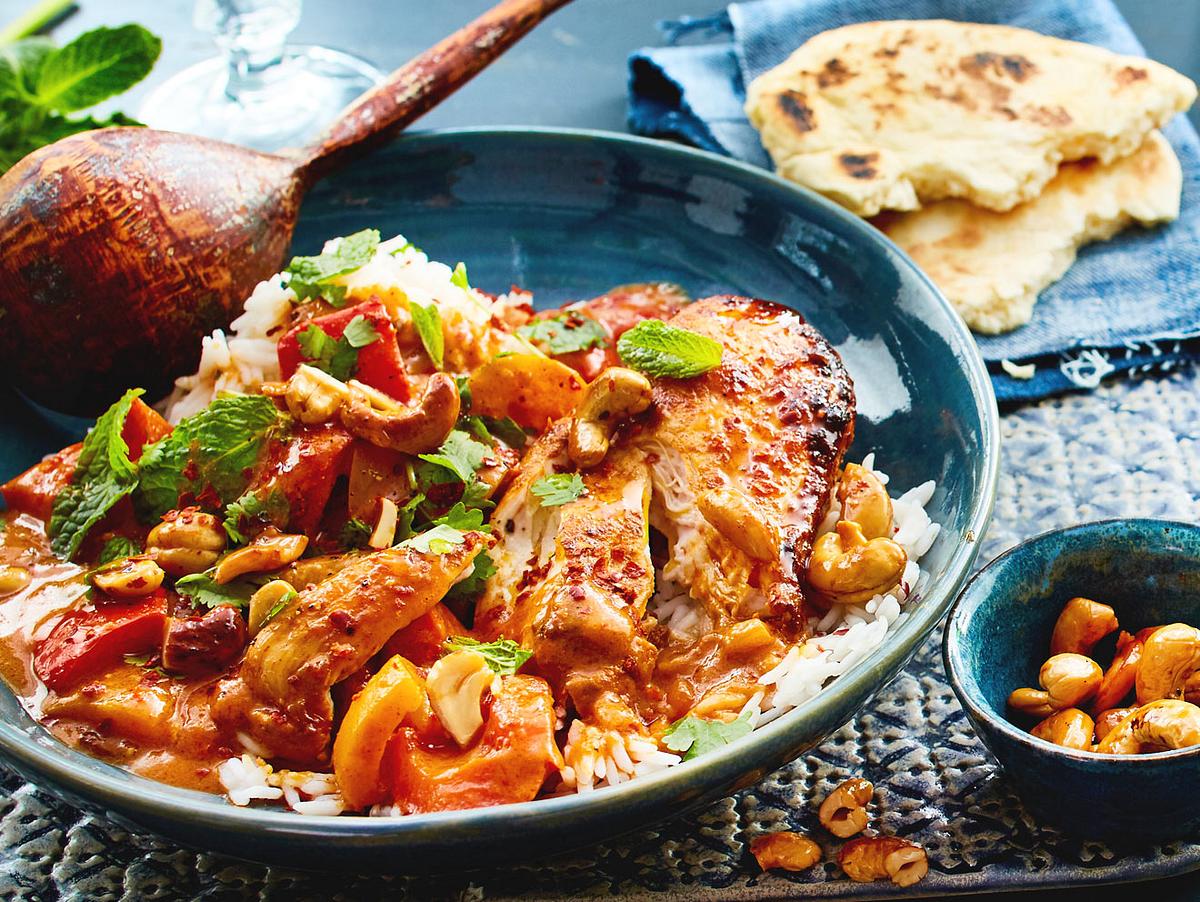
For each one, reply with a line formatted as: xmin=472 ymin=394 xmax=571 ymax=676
xmin=137 ymin=45 xmax=384 ymax=152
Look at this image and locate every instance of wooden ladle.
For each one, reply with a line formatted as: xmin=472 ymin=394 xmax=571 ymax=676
xmin=0 ymin=0 xmax=572 ymax=416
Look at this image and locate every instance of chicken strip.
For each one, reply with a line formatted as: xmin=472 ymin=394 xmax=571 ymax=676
xmin=640 ymin=296 xmax=855 ymax=633
xmin=213 ymin=533 xmax=489 ymax=764
xmin=475 ymin=423 xmax=656 ymax=729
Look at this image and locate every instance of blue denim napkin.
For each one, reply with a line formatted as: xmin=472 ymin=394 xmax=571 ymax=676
xmin=628 ymin=0 xmax=1200 ymax=402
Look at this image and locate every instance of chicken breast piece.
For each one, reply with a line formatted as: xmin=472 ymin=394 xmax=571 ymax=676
xmin=213 ymin=533 xmax=490 ymax=764
xmin=475 ymin=423 xmax=657 ymax=728
xmin=641 ymin=296 xmax=855 ymax=632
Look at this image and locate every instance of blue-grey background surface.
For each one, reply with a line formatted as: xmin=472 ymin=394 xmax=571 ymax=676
xmin=1 ymin=1 xmax=1199 ymax=899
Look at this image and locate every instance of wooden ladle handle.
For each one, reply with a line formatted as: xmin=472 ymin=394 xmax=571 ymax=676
xmin=300 ymin=0 xmax=574 ymax=178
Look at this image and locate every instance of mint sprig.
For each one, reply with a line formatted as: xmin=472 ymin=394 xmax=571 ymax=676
xmin=517 ymin=312 xmax=608 ymax=355
xmin=617 ymin=320 xmax=722 ymax=379
xmin=443 ymin=636 xmax=531 ymax=675
xmin=409 ymin=301 xmax=444 ymax=370
xmin=285 ymin=229 xmax=379 ymax=306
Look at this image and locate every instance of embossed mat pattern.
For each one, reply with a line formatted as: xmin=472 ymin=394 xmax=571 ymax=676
xmin=4 ymin=369 xmax=1200 ymax=900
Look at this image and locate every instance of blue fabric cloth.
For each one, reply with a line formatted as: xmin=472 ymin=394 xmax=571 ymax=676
xmin=628 ymin=0 xmax=1200 ymax=402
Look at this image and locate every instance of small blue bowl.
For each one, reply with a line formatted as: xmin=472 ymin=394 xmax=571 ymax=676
xmin=944 ymin=519 xmax=1200 ymax=841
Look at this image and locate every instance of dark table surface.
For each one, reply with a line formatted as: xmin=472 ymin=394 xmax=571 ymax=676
xmin=2 ymin=0 xmax=1200 ymax=898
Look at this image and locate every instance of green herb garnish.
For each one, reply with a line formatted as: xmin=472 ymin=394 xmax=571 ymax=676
xmin=517 ymin=313 xmax=608 ymax=355
xmin=530 ymin=472 xmax=586 ymax=507
xmin=443 ymin=636 xmax=531 ymax=675
xmin=338 ymin=517 xmax=372 ymax=550
xmin=662 ymin=709 xmax=754 ymax=761
xmin=48 ymin=388 xmax=143 ymax=560
xmin=417 ymin=430 xmax=490 ymax=485
xmin=450 ymin=262 xmax=471 ymax=292
xmin=262 ymin=587 xmax=298 ymax=626
xmin=174 ymin=570 xmax=265 ymax=610
xmin=409 ymin=301 xmax=444 ymax=370
xmin=401 ymin=524 xmax=466 ymax=555
xmin=135 ymin=395 xmax=281 ymax=520
xmin=97 ymin=535 xmax=140 ymax=566
xmin=223 ymin=489 xmax=290 ymax=544
xmin=617 ymin=320 xmax=722 ymax=379
xmin=285 ymin=228 xmax=379 ymax=305
xmin=432 ymin=501 xmax=490 ymax=532
xmin=445 ymin=549 xmax=497 ymax=602
xmin=296 ymin=313 xmax=378 ymax=381
xmin=0 ymin=24 xmax=161 ymax=174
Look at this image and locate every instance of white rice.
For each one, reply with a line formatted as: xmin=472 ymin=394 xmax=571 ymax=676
xmin=217 ymin=754 xmax=344 ymax=815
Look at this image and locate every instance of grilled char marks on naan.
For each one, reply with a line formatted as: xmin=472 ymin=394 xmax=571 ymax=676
xmin=642 ymin=296 xmax=855 ymax=633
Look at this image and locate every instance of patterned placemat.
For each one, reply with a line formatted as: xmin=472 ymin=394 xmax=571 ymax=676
xmin=4 ymin=367 xmax=1200 ymax=901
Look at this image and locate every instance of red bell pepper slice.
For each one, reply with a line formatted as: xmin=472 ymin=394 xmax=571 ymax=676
xmin=277 ymin=299 xmax=409 ymax=402
xmin=34 ymin=592 xmax=169 ymax=693
xmin=121 ymin=398 xmax=173 ymax=461
xmin=1 ymin=444 xmax=82 ymax=521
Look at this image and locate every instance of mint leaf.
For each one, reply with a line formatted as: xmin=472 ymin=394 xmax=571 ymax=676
xmin=417 ymin=430 xmax=489 ymax=485
xmin=401 ymin=524 xmax=466 ymax=555
xmin=662 ymin=709 xmax=754 ymax=761
xmin=35 ymin=25 xmax=161 ymax=113
xmin=296 ymin=323 xmax=359 ymax=381
xmin=223 ymin=489 xmax=290 ymax=544
xmin=530 ymin=473 xmax=586 ymax=507
xmin=342 ymin=314 xmax=380 ymax=349
xmin=49 ymin=388 xmax=144 ymax=560
xmin=517 ymin=313 xmax=608 ymax=355
xmin=450 ymin=262 xmax=471 ymax=292
xmin=443 ymin=636 xmax=531 ymax=675
xmin=175 ymin=570 xmax=265 ymax=610
xmin=617 ymin=320 xmax=722 ymax=379
xmin=285 ymin=229 xmax=379 ymax=305
xmin=432 ymin=501 xmax=490 ymax=533
xmin=339 ymin=517 xmax=371 ymax=550
xmin=97 ymin=535 xmax=140 ymax=565
xmin=445 ymin=549 xmax=497 ymax=602
xmin=409 ymin=301 xmax=444 ymax=370
xmin=0 ymin=38 xmax=54 ymax=101
xmin=135 ymin=395 xmax=280 ymax=520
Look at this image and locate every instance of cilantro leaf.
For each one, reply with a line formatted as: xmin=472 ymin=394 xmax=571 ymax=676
xmin=662 ymin=709 xmax=754 ymax=761
xmin=296 ymin=323 xmax=360 ymax=382
xmin=432 ymin=501 xmax=490 ymax=532
xmin=485 ymin=416 xmax=529 ymax=450
xmin=409 ymin=301 xmax=444 ymax=370
xmin=174 ymin=571 xmax=265 ymax=610
xmin=34 ymin=25 xmax=161 ymax=113
xmin=342 ymin=314 xmax=381 ymax=349
xmin=223 ymin=489 xmax=290 ymax=544
xmin=617 ymin=320 xmax=723 ymax=379
xmin=97 ymin=535 xmax=140 ymax=565
xmin=450 ymin=262 xmax=471 ymax=292
xmin=445 ymin=549 xmax=497 ymax=602
xmin=530 ymin=473 xmax=586 ymax=507
xmin=417 ymin=430 xmax=489 ymax=485
xmin=395 ymin=493 xmax=426 ymax=543
xmin=49 ymin=388 xmax=144 ymax=560
xmin=285 ymin=229 xmax=380 ymax=305
xmin=135 ymin=395 xmax=280 ymax=520
xmin=401 ymin=524 xmax=466 ymax=554
xmin=444 ymin=636 xmax=531 ymax=675
xmin=517 ymin=313 xmax=608 ymax=355
xmin=339 ymin=517 xmax=372 ymax=550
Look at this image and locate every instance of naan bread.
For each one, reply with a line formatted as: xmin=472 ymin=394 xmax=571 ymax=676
xmin=745 ymin=20 xmax=1195 ymax=216
xmin=876 ymin=130 xmax=1182 ymax=333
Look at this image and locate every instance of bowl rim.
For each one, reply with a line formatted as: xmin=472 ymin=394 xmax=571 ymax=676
xmin=943 ymin=517 xmax=1200 ymax=764
xmin=0 ymin=125 xmax=1001 ymax=846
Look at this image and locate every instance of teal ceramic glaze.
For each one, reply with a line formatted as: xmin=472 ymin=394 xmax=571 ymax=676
xmin=945 ymin=519 xmax=1200 ymax=840
xmin=0 ymin=128 xmax=999 ymax=870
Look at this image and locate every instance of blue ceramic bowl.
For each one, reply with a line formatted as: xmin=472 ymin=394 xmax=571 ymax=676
xmin=944 ymin=519 xmax=1200 ymax=841
xmin=0 ymin=127 xmax=999 ymax=870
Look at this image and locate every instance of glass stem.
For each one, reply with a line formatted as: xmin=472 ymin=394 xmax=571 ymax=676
xmin=225 ymin=39 xmax=288 ymax=101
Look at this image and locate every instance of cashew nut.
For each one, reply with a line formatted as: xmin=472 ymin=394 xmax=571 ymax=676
xmin=1094 ymin=707 xmax=1136 ymax=743
xmin=838 ymin=836 xmax=928 ymax=887
xmin=368 ymin=498 xmax=399 ymax=550
xmin=750 ymin=832 xmax=822 ymax=872
xmin=807 ymin=520 xmax=907 ymax=605
xmin=339 ymin=372 xmax=459 ymax=453
xmin=247 ymin=579 xmax=297 ymax=636
xmin=567 ymin=367 xmax=652 ymax=468
xmin=213 ymin=529 xmax=308 ymax=584
xmin=1030 ymin=708 xmax=1094 ymax=750
xmin=1050 ymin=597 xmax=1119 ymax=657
xmin=697 ymin=487 xmax=777 ymax=561
xmin=1039 ymin=653 xmax=1103 ymax=709
xmin=426 ymin=649 xmax=498 ymax=747
xmin=284 ymin=364 xmax=351 ymax=424
xmin=1135 ymin=623 xmax=1200 ymax=705
xmin=1092 ymin=631 xmax=1143 ymax=712
xmin=1096 ymin=699 xmax=1200 ymax=754
xmin=91 ymin=556 xmax=165 ymax=598
xmin=818 ymin=777 xmax=873 ymax=838
xmin=838 ymin=463 xmax=894 ymax=540
xmin=0 ymin=564 xmax=31 ymax=596
xmin=148 ymin=509 xmax=228 ymax=576
xmin=1008 ymin=687 xmax=1057 ymax=719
